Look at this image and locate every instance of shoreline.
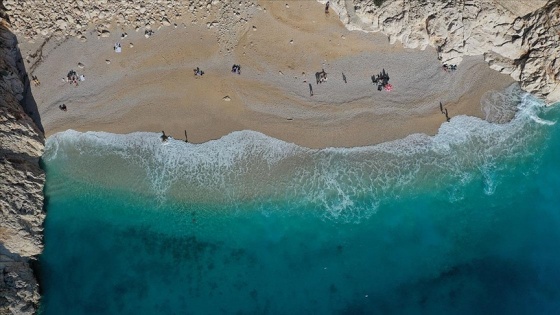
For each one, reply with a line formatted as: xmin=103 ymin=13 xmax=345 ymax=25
xmin=23 ymin=1 xmax=515 ymax=149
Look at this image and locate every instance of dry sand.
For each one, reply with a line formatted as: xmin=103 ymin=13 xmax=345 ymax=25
xmin=24 ymin=1 xmax=515 ymax=149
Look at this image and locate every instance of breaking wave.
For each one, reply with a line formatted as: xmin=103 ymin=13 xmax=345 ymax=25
xmin=43 ymin=87 xmax=554 ymax=222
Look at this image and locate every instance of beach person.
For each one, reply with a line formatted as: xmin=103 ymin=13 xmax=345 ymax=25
xmin=70 ymin=72 xmax=79 ymax=86
xmin=59 ymin=104 xmax=67 ymax=111
xmin=342 ymin=72 xmax=347 ymax=83
xmin=309 ymin=83 xmax=313 ymax=96
xmin=79 ymin=74 xmax=85 ymax=81
xmin=325 ymin=1 xmax=330 ymax=13
xmin=160 ymin=131 xmax=169 ymax=142
xmin=445 ymin=108 xmax=450 ymax=122
xmin=316 ymin=69 xmax=327 ymax=84
xmin=440 ymin=102 xmax=444 ymax=114
xmin=114 ymin=42 xmax=122 ymax=53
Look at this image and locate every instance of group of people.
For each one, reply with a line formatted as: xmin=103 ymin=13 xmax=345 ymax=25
xmin=372 ymin=69 xmax=392 ymax=91
xmin=114 ymin=42 xmax=122 ymax=53
xmin=193 ymin=67 xmax=205 ymax=76
xmin=442 ymin=64 xmax=457 ymax=72
xmin=58 ymin=104 xmax=67 ymax=111
xmin=315 ymin=69 xmax=328 ymax=84
xmin=145 ymin=29 xmax=155 ymax=38
xmin=65 ymin=70 xmax=85 ymax=86
xmin=231 ymin=64 xmax=241 ymax=74
xmin=31 ymin=75 xmax=41 ymax=86
xmin=193 ymin=64 xmax=244 ymax=77
xmin=439 ymin=102 xmax=450 ymax=122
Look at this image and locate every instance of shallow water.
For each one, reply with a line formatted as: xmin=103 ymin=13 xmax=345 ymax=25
xmin=40 ymin=86 xmax=560 ymax=314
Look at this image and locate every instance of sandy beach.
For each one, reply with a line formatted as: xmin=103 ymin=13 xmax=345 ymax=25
xmin=23 ymin=0 xmax=515 ymax=148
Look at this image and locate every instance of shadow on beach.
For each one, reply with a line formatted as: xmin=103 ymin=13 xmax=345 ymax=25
xmin=0 ymin=22 xmax=43 ymax=133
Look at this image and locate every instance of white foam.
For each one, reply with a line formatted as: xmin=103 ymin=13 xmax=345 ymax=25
xmin=44 ymin=86 xmax=554 ymax=222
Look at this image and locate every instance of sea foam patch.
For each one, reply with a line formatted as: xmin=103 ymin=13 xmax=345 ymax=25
xmin=43 ymin=88 xmax=553 ymax=222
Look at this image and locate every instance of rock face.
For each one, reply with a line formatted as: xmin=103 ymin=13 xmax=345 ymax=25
xmin=0 ymin=21 xmax=45 ymax=315
xmin=321 ymin=0 xmax=560 ymax=103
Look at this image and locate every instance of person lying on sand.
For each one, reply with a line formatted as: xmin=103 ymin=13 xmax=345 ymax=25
xmin=193 ymin=67 xmax=204 ymax=77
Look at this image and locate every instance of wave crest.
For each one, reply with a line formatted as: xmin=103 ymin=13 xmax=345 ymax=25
xmin=44 ymin=88 xmax=552 ymax=222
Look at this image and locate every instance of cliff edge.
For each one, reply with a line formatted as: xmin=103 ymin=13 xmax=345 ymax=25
xmin=0 ymin=14 xmax=44 ymax=315
xmin=322 ymin=0 xmax=560 ymax=103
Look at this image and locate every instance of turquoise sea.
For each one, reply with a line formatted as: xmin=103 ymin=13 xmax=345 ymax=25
xmin=40 ymin=85 xmax=560 ymax=314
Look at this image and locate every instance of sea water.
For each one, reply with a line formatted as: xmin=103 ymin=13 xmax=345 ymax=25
xmin=39 ymin=85 xmax=560 ymax=314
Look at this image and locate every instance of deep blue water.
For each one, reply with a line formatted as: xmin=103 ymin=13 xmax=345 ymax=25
xmin=40 ymin=87 xmax=560 ymax=314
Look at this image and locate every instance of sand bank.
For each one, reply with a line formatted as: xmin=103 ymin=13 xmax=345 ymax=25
xmin=24 ymin=1 xmax=514 ymax=149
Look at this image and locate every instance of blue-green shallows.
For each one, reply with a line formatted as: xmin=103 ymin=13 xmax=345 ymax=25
xmin=40 ymin=87 xmax=560 ymax=314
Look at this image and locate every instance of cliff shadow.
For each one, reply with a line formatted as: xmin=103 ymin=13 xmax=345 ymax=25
xmin=0 ymin=3 xmax=44 ymax=133
xmin=16 ymin=36 xmax=44 ymax=133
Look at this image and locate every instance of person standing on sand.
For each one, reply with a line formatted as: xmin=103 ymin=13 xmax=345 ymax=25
xmin=325 ymin=1 xmax=330 ymax=14
xmin=309 ymin=83 xmax=313 ymax=96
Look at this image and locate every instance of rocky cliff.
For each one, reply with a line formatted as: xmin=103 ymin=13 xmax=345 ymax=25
xmin=1 ymin=0 xmax=258 ymax=51
xmin=0 ymin=16 xmax=45 ymax=315
xmin=321 ymin=0 xmax=560 ymax=103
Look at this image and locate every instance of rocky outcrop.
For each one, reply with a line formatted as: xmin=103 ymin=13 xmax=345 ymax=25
xmin=0 ymin=20 xmax=45 ymax=315
xmin=321 ymin=0 xmax=560 ymax=103
xmin=0 ymin=0 xmax=258 ymax=50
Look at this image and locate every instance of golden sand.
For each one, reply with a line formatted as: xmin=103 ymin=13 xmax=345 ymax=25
xmin=26 ymin=1 xmax=514 ymax=148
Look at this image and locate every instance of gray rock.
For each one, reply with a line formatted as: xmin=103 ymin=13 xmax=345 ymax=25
xmin=0 ymin=25 xmax=45 ymax=315
xmin=324 ymin=0 xmax=559 ymax=103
